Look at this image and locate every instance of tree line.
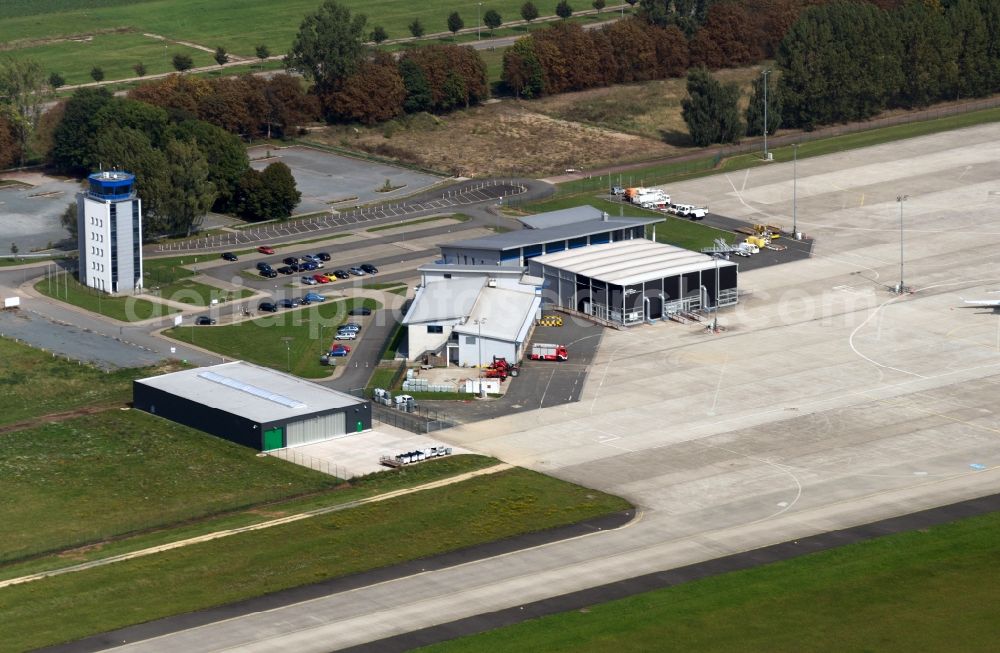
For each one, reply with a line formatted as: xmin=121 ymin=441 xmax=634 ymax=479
xmin=49 ymin=88 xmax=300 ymax=237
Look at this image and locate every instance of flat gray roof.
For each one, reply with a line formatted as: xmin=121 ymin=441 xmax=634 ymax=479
xmin=518 ymin=205 xmax=605 ymax=229
xmin=440 ymin=216 xmax=662 ymax=251
xmin=453 ymin=286 xmax=540 ymax=343
xmin=402 ymin=276 xmax=485 ymax=324
xmin=531 ymin=239 xmax=736 ymax=287
xmin=136 ymin=361 xmax=362 ymax=424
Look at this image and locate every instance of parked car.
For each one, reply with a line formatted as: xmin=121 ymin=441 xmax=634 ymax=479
xmin=255 ymin=262 xmax=272 ymax=271
xmin=337 ymin=324 xmax=360 ymax=333
xmin=259 ymin=269 xmax=278 ymax=278
xmin=195 ymin=316 xmax=216 ymax=325
xmin=332 ymin=269 xmax=350 ymax=279
xmin=221 ymin=252 xmax=238 ymax=261
xmin=301 ymin=276 xmax=318 ymax=285
xmin=342 ymin=322 xmax=362 ymax=330
xmin=328 ymin=344 xmax=351 ymax=357
xmin=335 ymin=330 xmax=357 ymax=340
xmin=282 ymin=257 xmax=298 ymax=266
xmin=348 ymin=307 xmax=372 ymax=316
xmin=349 ymin=267 xmax=366 ymax=276
xmin=258 ymin=301 xmax=278 ymax=312
xmin=360 ymin=263 xmax=378 ymax=274
xmin=317 ymin=252 xmax=331 ymax=261
xmin=278 ymin=298 xmax=301 ymax=308
xmin=301 ymin=261 xmax=318 ymax=271
xmin=313 ymin=273 xmax=330 ymax=284
xmin=257 ymin=245 xmax=275 ymax=255
xmin=303 ymin=292 xmax=326 ymax=303
xmin=277 ymin=266 xmax=293 ymax=275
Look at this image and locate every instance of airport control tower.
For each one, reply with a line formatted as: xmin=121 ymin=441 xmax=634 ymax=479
xmin=77 ymin=170 xmax=143 ymax=294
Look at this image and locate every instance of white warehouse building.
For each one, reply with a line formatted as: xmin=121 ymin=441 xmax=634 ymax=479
xmin=402 ymin=264 xmax=541 ymax=366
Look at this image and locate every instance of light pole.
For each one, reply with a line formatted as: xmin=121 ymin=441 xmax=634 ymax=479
xmin=761 ymin=69 xmax=771 ymax=160
xmin=478 ymin=2 xmax=482 ymax=40
xmin=281 ymin=336 xmax=294 ymax=372
xmin=478 ymin=318 xmax=486 ymax=394
xmin=711 ymin=254 xmax=720 ymax=332
xmin=896 ymin=195 xmax=908 ymax=294
xmin=792 ymin=143 xmax=798 ymax=239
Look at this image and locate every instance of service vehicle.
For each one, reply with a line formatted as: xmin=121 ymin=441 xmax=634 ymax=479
xmin=529 ymin=343 xmax=569 ymax=361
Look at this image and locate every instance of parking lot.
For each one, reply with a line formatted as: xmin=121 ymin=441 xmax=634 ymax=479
xmin=248 ymin=145 xmax=443 ymax=214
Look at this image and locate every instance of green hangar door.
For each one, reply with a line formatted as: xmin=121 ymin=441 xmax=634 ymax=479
xmin=285 ymin=412 xmax=347 ymax=447
xmin=263 ymin=427 xmax=284 ymax=451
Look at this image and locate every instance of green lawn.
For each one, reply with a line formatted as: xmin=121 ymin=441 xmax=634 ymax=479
xmin=1 ymin=1 xmax=581 ymax=80
xmin=143 ymin=255 xmax=252 ymax=305
xmin=165 ymin=297 xmax=380 ymax=377
xmin=35 ymin=273 xmax=178 ymax=322
xmin=0 ymin=466 xmax=630 ymax=652
xmin=419 ymin=510 xmax=1000 ymax=653
xmin=0 ymin=409 xmax=339 ymax=563
xmin=11 ymin=31 xmax=216 ymax=87
xmin=0 ymin=337 xmax=155 ymax=425
xmin=0 ymin=454 xmax=499 ymax=582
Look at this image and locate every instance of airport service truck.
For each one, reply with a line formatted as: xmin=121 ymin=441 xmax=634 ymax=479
xmin=530 ymin=343 xmax=569 ymax=361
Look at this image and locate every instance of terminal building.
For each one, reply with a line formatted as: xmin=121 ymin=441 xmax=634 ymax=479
xmin=527 ymin=239 xmax=738 ymax=325
xmin=439 ymin=205 xmax=662 ymax=267
xmin=133 ymin=361 xmax=371 ymax=451
xmin=77 ymin=170 xmax=143 ymax=294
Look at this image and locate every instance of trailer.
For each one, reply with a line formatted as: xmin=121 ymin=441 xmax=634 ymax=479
xmin=529 ymin=343 xmax=569 ymax=361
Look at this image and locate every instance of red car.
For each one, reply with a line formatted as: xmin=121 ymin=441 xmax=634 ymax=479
xmin=328 ymin=344 xmax=351 ymax=356
xmin=257 ymin=245 xmax=275 ymax=255
xmin=313 ymin=273 xmax=330 ymax=284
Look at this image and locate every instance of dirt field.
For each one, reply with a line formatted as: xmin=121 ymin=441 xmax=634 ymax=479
xmin=311 ymin=66 xmax=764 ymax=179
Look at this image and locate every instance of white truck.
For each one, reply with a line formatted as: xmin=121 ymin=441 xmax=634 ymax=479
xmin=670 ymin=204 xmax=707 ymax=220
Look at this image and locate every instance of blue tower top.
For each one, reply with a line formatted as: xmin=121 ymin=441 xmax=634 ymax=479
xmin=88 ymin=171 xmax=135 ymax=201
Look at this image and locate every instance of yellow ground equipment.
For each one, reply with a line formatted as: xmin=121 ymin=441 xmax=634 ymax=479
xmin=538 ymin=315 xmax=563 ymax=327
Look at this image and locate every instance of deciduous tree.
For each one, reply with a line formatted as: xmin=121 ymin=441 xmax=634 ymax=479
xmin=133 ymin=62 xmax=147 ymax=77
xmin=556 ymin=0 xmax=574 ymax=19
xmin=172 ymin=53 xmax=194 ymax=72
xmin=0 ymin=114 xmax=20 ymax=169
xmin=484 ymin=9 xmax=503 ymax=33
xmin=214 ymin=46 xmax=229 ymax=66
xmin=285 ymin=0 xmax=368 ymax=94
xmin=501 ymin=38 xmax=545 ymax=97
xmin=370 ymin=26 xmax=388 ymax=43
xmin=0 ymin=57 xmax=48 ymax=166
xmin=325 ymin=53 xmax=406 ymax=124
xmin=447 ymin=12 xmax=465 ymax=35
xmin=90 ymin=66 xmax=105 ymax=82
xmin=745 ymin=70 xmax=781 ymax=136
xmin=409 ymin=18 xmax=426 ymax=38
xmin=171 ymin=119 xmax=250 ymax=213
xmin=161 ymin=138 xmax=216 ymax=236
xmin=255 ymin=44 xmax=270 ymax=66
xmin=49 ymin=72 xmax=65 ymax=89
xmin=593 ymin=0 xmax=606 ymax=13
xmin=50 ymin=87 xmax=113 ymax=174
xmin=520 ymin=1 xmax=539 ymax=24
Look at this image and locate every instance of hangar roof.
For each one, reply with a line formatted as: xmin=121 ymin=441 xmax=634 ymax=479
xmin=453 ymin=286 xmax=541 ymax=343
xmin=402 ymin=276 xmax=485 ymax=324
xmin=518 ymin=205 xmax=605 ymax=229
xmin=135 ymin=361 xmax=362 ymax=423
xmin=440 ymin=215 xmax=661 ymax=252
xmin=530 ymin=239 xmax=736 ymax=287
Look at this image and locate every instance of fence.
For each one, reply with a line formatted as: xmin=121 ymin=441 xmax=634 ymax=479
xmin=372 ymin=402 xmax=455 ymax=435
xmin=154 ymin=179 xmax=529 ymax=253
xmin=269 ymin=447 xmax=353 ymax=480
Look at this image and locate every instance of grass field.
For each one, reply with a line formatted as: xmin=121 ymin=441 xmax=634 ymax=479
xmin=367 ymin=214 xmax=469 ymax=232
xmin=165 ymin=297 xmax=380 ymax=377
xmin=418 ymin=510 xmax=1000 ymax=653
xmin=0 ymin=409 xmax=339 ymax=563
xmin=0 ymin=0 xmax=578 ymax=83
xmin=11 ymin=30 xmax=216 ymax=86
xmin=0 ymin=466 xmax=630 ymax=652
xmin=35 ymin=273 xmax=179 ymax=322
xmin=0 ymin=336 xmax=158 ymax=425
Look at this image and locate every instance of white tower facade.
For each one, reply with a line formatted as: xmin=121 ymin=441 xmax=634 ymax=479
xmin=77 ymin=171 xmax=143 ymax=294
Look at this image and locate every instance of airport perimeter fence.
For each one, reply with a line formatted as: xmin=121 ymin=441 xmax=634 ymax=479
xmin=154 ymin=179 xmax=529 ymax=253
xmin=546 ymin=95 xmax=1000 ymax=197
xmin=269 ymin=447 xmax=354 ymax=480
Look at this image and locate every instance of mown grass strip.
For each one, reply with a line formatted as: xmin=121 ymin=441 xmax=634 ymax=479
xmin=34 ymin=274 xmax=178 ymax=322
xmin=0 ymin=467 xmax=630 ymax=653
xmin=417 ymin=510 xmax=1000 ymax=653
